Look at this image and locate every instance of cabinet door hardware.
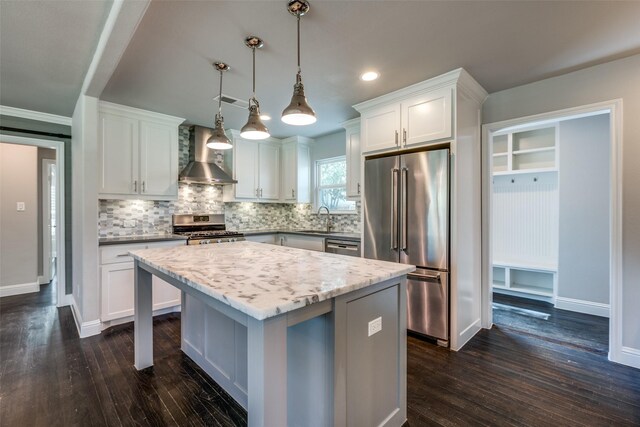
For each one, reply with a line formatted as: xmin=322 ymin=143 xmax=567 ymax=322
xmin=260 ymin=188 xmax=263 ymax=198
xmin=292 ymin=189 xmax=295 ymax=198
xmin=403 ymin=128 xmax=407 ymax=146
xmin=395 ymin=130 xmax=399 ymax=147
xmin=256 ymin=188 xmax=260 ymax=198
xmin=142 ymin=181 xmax=146 ymax=193
xmin=134 ymin=180 xmax=137 ymax=192
xmin=357 ymin=183 xmax=361 ymax=194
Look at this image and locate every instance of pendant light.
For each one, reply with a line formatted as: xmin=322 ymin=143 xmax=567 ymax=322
xmin=281 ymin=0 xmax=316 ymax=126
xmin=206 ymin=62 xmax=232 ymax=150
xmin=240 ymin=36 xmax=270 ymax=140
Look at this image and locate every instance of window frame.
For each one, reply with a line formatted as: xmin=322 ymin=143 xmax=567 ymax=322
xmin=314 ymin=155 xmax=357 ymax=214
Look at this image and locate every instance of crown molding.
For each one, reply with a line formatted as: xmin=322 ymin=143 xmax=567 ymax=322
xmin=0 ymin=105 xmax=72 ymax=126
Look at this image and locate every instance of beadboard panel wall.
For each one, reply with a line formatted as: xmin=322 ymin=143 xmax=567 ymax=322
xmin=492 ymin=172 xmax=558 ymax=269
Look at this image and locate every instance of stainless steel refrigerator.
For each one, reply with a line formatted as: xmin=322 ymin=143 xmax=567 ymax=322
xmin=363 ymin=148 xmax=450 ymax=345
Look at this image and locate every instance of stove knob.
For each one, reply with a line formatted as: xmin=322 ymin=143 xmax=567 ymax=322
xmin=230 ymin=238 xmax=236 ymax=242
xmin=204 ymin=239 xmax=210 ymax=244
xmin=217 ymin=239 xmax=223 ymax=243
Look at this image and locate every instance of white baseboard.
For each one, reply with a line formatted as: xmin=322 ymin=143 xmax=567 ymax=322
xmin=0 ymin=281 xmax=39 ymax=297
xmin=70 ymin=298 xmax=102 ymax=338
xmin=58 ymin=293 xmax=73 ymax=308
xmin=100 ymin=305 xmax=181 ymax=330
xmin=452 ymin=318 xmax=481 ymax=351
xmin=611 ymin=346 xmax=640 ymax=370
xmin=555 ymin=297 xmax=610 ymax=318
xmin=38 ymin=275 xmax=48 ymax=285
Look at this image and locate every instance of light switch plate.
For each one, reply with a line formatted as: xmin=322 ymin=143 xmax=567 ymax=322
xmin=368 ymin=316 xmax=382 ymax=337
xmin=16 ymin=202 xmax=25 ymax=211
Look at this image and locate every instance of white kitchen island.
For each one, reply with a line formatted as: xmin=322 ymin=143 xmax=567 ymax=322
xmin=130 ymin=241 xmax=414 ymax=427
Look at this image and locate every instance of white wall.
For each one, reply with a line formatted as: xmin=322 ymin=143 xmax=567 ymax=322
xmin=0 ymin=143 xmax=39 ymax=295
xmin=557 ymin=114 xmax=610 ymax=308
xmin=310 ymin=130 xmax=350 ymax=210
xmin=483 ymin=53 xmax=640 ymax=356
xmin=72 ymin=94 xmax=100 ymax=335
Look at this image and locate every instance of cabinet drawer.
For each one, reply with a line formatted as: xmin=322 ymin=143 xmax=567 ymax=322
xmin=100 ymin=243 xmax=147 ymax=264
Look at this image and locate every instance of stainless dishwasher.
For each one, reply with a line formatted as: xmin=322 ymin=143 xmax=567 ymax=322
xmin=324 ymin=239 xmax=361 ymax=257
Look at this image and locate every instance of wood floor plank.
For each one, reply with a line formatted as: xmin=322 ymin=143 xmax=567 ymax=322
xmin=2 ymin=281 xmax=639 ymax=426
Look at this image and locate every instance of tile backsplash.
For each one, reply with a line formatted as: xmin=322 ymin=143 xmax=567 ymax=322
xmin=98 ymin=125 xmax=361 ymax=237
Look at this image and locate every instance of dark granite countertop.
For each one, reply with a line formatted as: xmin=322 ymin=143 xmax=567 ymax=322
xmin=98 ymin=234 xmax=188 ymax=246
xmin=240 ymin=229 xmax=361 ymax=241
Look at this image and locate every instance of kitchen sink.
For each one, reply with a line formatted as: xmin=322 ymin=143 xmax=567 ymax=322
xmin=297 ymin=230 xmax=351 ymax=235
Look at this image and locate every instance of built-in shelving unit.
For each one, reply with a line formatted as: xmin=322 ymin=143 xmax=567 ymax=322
xmin=491 ymin=122 xmax=559 ymax=301
xmin=492 ymin=124 xmax=558 ymax=175
xmin=492 ymin=263 xmax=556 ymax=300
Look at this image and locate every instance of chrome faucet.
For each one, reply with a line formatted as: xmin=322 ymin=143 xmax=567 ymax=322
xmin=317 ymin=206 xmax=333 ymax=233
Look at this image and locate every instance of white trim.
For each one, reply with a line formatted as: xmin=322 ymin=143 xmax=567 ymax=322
xmin=100 ymin=305 xmax=181 ymax=330
xmin=0 ymin=133 xmax=68 ymax=308
xmin=42 ymin=158 xmax=56 ymax=284
xmin=555 ymin=297 xmax=610 ymax=318
xmin=481 ymin=99 xmax=624 ymax=366
xmin=70 ymin=299 xmax=102 ymax=338
xmin=98 ymin=100 xmax=184 ymax=126
xmin=616 ymin=347 xmax=640 ymax=370
xmin=0 ymin=281 xmax=39 ymax=297
xmin=38 ymin=275 xmax=49 ymax=285
xmin=451 ymin=318 xmax=481 ymax=352
xmin=0 ymin=105 xmax=72 ymax=126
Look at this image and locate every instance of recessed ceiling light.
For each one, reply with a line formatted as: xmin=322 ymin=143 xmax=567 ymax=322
xmin=260 ymin=114 xmax=271 ymax=121
xmin=360 ymin=71 xmax=379 ymax=82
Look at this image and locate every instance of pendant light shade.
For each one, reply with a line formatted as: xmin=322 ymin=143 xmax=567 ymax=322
xmin=240 ymin=36 xmax=270 ymax=140
xmin=282 ymin=0 xmax=316 ymax=126
xmin=206 ymin=62 xmax=232 ymax=150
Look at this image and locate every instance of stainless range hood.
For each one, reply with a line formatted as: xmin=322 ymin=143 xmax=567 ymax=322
xmin=179 ymin=125 xmax=237 ymax=184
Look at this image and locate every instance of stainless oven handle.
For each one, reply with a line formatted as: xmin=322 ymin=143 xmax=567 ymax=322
xmin=408 ymin=271 xmax=441 ymax=282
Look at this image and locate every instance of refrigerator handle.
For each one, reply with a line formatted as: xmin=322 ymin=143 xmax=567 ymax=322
xmin=391 ymin=168 xmax=399 ymax=250
xmin=401 ymin=167 xmax=408 ymax=251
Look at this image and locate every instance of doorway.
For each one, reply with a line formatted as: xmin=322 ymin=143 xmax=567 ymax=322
xmin=481 ymin=100 xmax=623 ymax=362
xmin=0 ymin=135 xmax=66 ymax=306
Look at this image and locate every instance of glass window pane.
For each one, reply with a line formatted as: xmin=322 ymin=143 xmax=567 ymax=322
xmin=319 ymin=160 xmax=347 ymax=186
xmin=318 ymin=188 xmax=356 ymax=211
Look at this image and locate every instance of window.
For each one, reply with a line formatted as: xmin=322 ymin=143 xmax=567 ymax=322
xmin=315 ymin=156 xmax=356 ymax=213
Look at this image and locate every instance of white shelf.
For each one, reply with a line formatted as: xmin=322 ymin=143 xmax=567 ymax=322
xmin=492 ymin=264 xmax=556 ymax=299
xmin=492 ymin=124 xmax=558 ymax=175
xmin=493 ymin=168 xmax=558 ymax=177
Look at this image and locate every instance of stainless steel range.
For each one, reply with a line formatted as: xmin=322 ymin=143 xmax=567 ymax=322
xmin=172 ymin=214 xmax=245 ymax=245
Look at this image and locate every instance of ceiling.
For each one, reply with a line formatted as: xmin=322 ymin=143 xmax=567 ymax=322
xmin=0 ymin=0 xmax=112 ymax=117
xmin=2 ymin=1 xmax=640 ymax=138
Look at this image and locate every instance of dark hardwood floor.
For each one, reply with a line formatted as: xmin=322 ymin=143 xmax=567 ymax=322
xmin=492 ymin=292 xmax=609 ymax=354
xmin=1 ymin=282 xmax=639 ymax=426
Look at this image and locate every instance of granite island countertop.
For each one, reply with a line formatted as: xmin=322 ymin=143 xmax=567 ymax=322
xmin=130 ymin=241 xmax=413 ymax=320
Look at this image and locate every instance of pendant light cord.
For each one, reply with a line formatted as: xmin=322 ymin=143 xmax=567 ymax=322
xmin=252 ymin=47 xmax=256 ymax=98
xmin=217 ymin=69 xmax=223 ymax=119
xmin=297 ymin=15 xmax=302 ymax=77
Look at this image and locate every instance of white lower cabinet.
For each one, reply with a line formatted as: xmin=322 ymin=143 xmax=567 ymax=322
xmin=245 ymin=234 xmax=277 ymax=244
xmin=280 ymin=234 xmax=325 ymax=252
xmin=100 ymin=240 xmax=184 ymax=324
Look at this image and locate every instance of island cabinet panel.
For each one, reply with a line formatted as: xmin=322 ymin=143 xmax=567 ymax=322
xmin=280 ymin=234 xmax=325 ymax=251
xmin=345 ymin=285 xmax=399 ymax=427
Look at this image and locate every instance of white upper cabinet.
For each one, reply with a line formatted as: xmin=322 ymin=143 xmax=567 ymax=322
xmin=139 ymin=120 xmax=179 ymax=197
xmin=234 ymin=138 xmax=259 ymax=199
xmin=98 ymin=101 xmax=183 ymax=200
xmin=342 ymin=119 xmax=361 ymax=199
xmin=99 ymin=113 xmax=139 ymax=195
xmin=224 ymin=131 xmax=280 ymax=202
xmin=355 ymin=76 xmax=456 ymax=154
xmin=280 ymin=136 xmax=311 ymax=203
xmin=360 ymin=103 xmax=401 ymax=152
xmin=401 ymin=87 xmax=452 ymax=147
xmin=258 ymin=143 xmax=280 ymax=200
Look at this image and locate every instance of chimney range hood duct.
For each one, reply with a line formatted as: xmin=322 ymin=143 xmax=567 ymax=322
xmin=179 ymin=125 xmax=237 ymax=184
